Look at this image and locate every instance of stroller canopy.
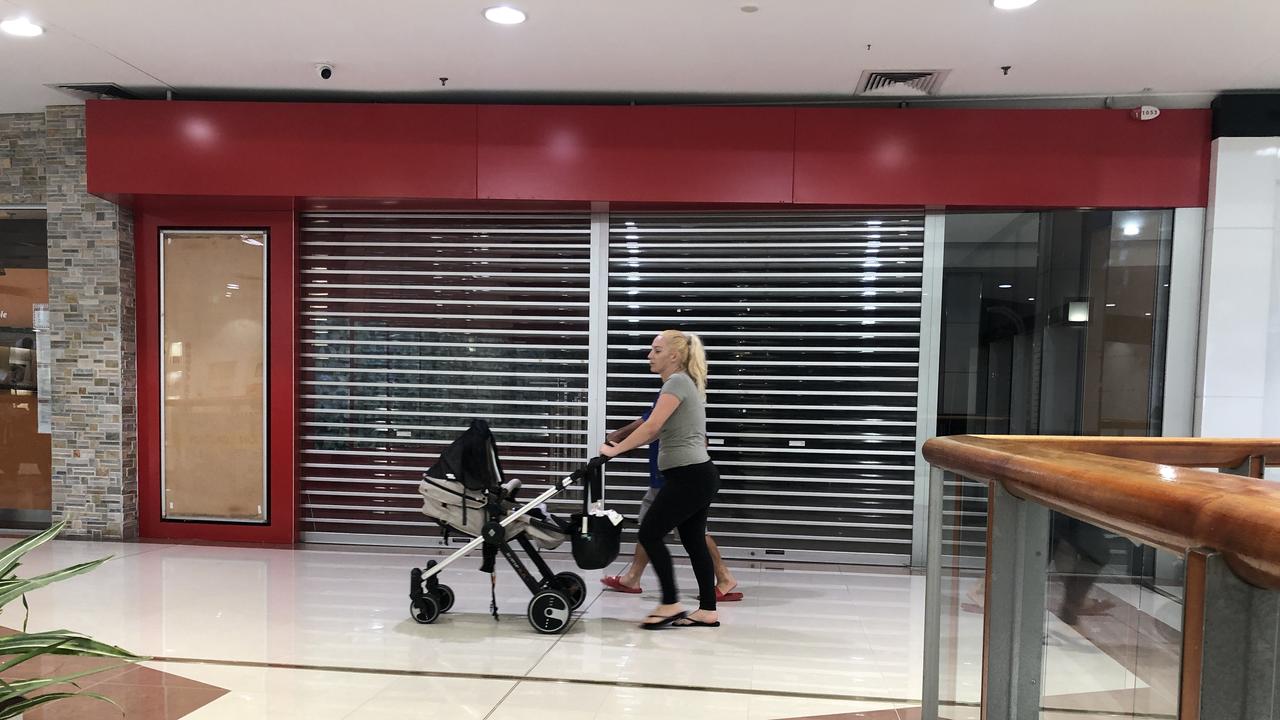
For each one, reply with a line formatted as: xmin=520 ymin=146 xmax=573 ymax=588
xmin=425 ymin=418 xmax=505 ymax=492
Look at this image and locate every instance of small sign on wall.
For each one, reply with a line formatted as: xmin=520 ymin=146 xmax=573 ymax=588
xmin=34 ymin=303 xmax=50 ymax=434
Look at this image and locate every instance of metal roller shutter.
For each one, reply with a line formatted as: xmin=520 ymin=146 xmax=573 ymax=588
xmin=297 ymin=209 xmax=930 ymax=563
xmin=605 ymin=211 xmax=927 ymax=563
xmin=298 ymin=213 xmax=592 ymax=545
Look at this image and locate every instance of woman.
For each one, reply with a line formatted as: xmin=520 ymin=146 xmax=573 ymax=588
xmin=599 ymin=329 xmax=720 ymax=629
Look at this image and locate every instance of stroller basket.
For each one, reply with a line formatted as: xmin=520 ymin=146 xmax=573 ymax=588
xmin=409 ymin=419 xmax=618 ymax=634
xmin=418 ymin=471 xmax=566 ymax=551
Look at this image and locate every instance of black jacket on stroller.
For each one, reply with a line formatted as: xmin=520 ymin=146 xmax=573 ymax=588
xmin=419 ymin=419 xmax=567 ymax=554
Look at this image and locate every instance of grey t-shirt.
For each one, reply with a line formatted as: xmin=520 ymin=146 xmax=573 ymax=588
xmin=656 ymin=372 xmax=710 ymax=471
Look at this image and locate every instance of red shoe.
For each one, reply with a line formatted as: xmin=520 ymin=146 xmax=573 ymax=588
xmin=716 ymin=587 xmax=744 ymax=602
xmin=601 ymin=575 xmax=643 ymax=594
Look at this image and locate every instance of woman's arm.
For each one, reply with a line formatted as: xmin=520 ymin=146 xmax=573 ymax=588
xmin=600 ymin=393 xmax=681 ymax=457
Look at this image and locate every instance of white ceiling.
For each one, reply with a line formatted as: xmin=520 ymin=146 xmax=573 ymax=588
xmin=1 ymin=0 xmax=1279 ymax=114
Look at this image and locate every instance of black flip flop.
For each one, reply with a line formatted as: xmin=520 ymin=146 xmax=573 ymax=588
xmin=640 ymin=611 xmax=688 ymax=630
xmin=673 ymin=617 xmax=721 ymax=628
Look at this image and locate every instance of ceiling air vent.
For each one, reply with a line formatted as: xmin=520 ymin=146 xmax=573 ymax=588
xmin=48 ymin=83 xmax=140 ymax=101
xmin=856 ymin=70 xmax=950 ymax=97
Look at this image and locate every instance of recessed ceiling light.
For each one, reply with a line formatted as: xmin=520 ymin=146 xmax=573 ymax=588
xmin=998 ymin=283 xmax=1012 ymax=289
xmin=1 ymin=17 xmax=44 ymax=37
xmin=992 ymin=0 xmax=1038 ymax=8
xmin=484 ymin=6 xmax=526 ymax=24
xmin=1122 ymin=222 xmax=1140 ymax=236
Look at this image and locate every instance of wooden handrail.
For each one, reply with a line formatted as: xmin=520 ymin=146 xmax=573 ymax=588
xmin=922 ymin=435 xmax=1280 ymax=589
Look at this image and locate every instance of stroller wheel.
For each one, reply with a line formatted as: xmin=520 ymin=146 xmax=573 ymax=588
xmin=527 ymin=589 xmax=572 ymax=634
xmin=410 ymin=595 xmax=441 ymax=625
xmin=554 ymin=571 xmax=587 ymax=610
xmin=433 ymin=584 xmax=456 ymax=613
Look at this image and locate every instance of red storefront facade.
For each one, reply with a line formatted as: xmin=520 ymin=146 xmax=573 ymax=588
xmin=85 ymin=100 xmax=1211 ymax=544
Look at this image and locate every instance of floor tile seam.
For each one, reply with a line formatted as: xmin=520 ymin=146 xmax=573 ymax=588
xmin=1040 ymin=687 xmax=1169 ymax=715
xmin=520 ymin=582 xmax=609 ymax=677
xmin=51 ymin=540 xmax=177 ymax=562
xmin=145 ymin=654 xmax=936 ymax=706
xmin=480 ymin=678 xmax=525 ymax=720
xmin=108 ymin=542 xmax=201 ymax=560
xmin=333 ymin=671 xmax=413 ymax=720
xmin=1035 ymin=709 xmax=1175 ymax=720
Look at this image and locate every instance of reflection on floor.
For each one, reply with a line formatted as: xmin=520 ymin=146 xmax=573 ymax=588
xmin=0 ymin=539 xmax=1180 ymax=719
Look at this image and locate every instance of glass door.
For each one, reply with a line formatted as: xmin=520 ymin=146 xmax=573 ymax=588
xmin=0 ymin=208 xmax=50 ymax=529
xmin=925 ymin=208 xmax=1180 ymax=719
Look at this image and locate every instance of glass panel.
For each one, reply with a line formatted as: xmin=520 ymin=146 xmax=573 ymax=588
xmin=937 ymin=209 xmax=1174 ymax=441
xmin=929 ymin=209 xmax=1177 ymax=718
xmin=1031 ymin=209 xmax=1182 ymax=715
xmin=1040 ymin=515 xmax=1183 ymax=718
xmin=935 ymin=208 xmax=1174 ymax=564
xmin=1083 ymin=210 xmax=1175 ymax=436
xmin=0 ymin=210 xmax=51 ymax=528
xmin=937 ymin=469 xmax=986 ymax=719
xmin=1036 ymin=209 xmax=1174 ymax=437
xmin=161 ymin=231 xmax=266 ymax=522
xmin=938 ymin=212 xmax=1042 ymax=437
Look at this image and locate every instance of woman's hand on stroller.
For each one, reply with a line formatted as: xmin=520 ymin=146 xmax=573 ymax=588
xmin=569 ymin=454 xmax=611 ymax=484
xmin=598 ymin=440 xmax=621 ymax=458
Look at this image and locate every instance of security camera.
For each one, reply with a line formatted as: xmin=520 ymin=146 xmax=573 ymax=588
xmin=315 ymin=63 xmax=334 ymax=80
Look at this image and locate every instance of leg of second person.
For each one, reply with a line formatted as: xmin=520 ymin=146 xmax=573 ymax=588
xmin=705 ymin=535 xmax=739 ymax=596
xmin=637 ymin=484 xmax=688 ymax=618
xmin=604 ymin=488 xmax=656 ymax=593
xmin=623 ymin=488 xmax=657 ymax=585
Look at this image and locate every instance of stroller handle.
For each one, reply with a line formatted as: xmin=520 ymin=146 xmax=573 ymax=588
xmin=569 ymin=454 xmax=610 ymax=482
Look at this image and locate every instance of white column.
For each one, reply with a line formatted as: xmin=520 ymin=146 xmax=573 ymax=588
xmin=1197 ymin=137 xmax=1280 ymax=456
xmin=586 ymin=203 xmax=611 ymax=459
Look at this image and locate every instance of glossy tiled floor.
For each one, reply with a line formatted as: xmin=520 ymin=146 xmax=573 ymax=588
xmin=0 ymin=539 xmax=1174 ymax=719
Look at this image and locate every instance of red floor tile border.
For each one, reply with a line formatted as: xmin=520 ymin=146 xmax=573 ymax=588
xmin=1 ymin=626 xmax=228 ymax=720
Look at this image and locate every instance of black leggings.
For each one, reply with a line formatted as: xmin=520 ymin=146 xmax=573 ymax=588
xmin=637 ymin=460 xmax=720 ymax=611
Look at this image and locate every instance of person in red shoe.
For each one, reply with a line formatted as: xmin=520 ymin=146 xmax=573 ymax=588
xmin=600 ymin=403 xmax=742 ymax=602
xmin=599 ymin=330 xmax=731 ymax=629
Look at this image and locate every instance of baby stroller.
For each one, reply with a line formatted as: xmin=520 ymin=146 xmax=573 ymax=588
xmin=409 ymin=419 xmax=622 ymax=634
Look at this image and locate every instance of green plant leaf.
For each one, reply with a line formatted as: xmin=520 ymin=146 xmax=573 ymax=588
xmin=0 ymin=557 xmax=113 ymax=610
xmin=0 ymin=635 xmax=74 ymax=674
xmin=0 ymin=521 xmax=67 ymax=579
xmin=0 ymin=689 xmax=122 ymax=719
xmin=0 ymin=632 xmax=142 ymax=668
xmin=0 ymin=662 xmax=128 ymax=699
xmin=0 ymin=522 xmax=139 ymax=719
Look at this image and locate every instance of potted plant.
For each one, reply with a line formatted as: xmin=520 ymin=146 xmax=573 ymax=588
xmin=0 ymin=521 xmax=141 ymax=718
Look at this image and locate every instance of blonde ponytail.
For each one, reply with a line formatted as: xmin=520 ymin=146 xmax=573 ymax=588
xmin=661 ymin=329 xmax=708 ymax=399
xmin=686 ymin=333 xmax=708 ymax=399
